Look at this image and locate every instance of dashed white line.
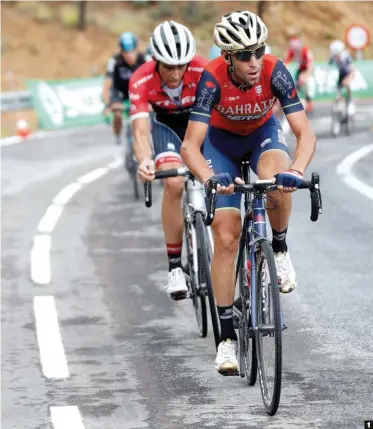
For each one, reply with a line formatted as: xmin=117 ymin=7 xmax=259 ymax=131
xmin=53 ymin=182 xmax=83 ymax=205
xmin=31 ymin=235 xmax=52 ymax=285
xmin=50 ymin=405 xmax=85 ymax=429
xmin=37 ymin=205 xmax=64 ymax=234
xmin=336 ymin=144 xmax=373 ymax=201
xmin=33 ymin=296 xmax=70 ymax=379
xmin=78 ymin=167 xmax=108 ymax=184
xmin=31 ymin=162 xmax=120 ymax=285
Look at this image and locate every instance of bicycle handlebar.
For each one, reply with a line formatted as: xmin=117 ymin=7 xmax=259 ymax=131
xmin=144 ymin=168 xmax=188 ymax=208
xmin=205 ymin=172 xmax=323 ymax=226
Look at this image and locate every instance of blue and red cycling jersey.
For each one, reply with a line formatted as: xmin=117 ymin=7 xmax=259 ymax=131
xmin=189 ymin=54 xmax=303 ymax=135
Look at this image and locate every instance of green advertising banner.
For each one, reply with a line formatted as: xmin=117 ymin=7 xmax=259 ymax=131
xmin=287 ymin=60 xmax=373 ymax=101
xmin=26 ymin=61 xmax=373 ymax=130
xmin=26 ymin=77 xmax=106 ymax=130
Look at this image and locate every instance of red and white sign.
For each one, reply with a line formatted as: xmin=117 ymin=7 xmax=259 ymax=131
xmin=345 ymin=24 xmax=370 ymax=50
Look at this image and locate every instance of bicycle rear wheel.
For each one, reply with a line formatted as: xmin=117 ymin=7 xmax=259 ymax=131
xmin=255 ymin=239 xmax=282 ymax=416
xmin=195 ymin=212 xmax=220 ymax=349
xmin=184 ymin=218 xmax=207 ymax=338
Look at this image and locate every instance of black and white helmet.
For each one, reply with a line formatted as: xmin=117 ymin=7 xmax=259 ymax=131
xmin=150 ymin=21 xmax=196 ymax=65
xmin=214 ymin=11 xmax=268 ymax=52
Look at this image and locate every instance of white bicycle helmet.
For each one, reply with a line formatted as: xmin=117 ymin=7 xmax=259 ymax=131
xmin=214 ymin=11 xmax=268 ymax=52
xmin=150 ymin=21 xmax=196 ymax=65
xmin=330 ymin=40 xmax=345 ymax=56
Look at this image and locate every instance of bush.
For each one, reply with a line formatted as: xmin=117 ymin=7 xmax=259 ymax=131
xmin=35 ymin=3 xmax=54 ymax=22
xmin=59 ymin=4 xmax=79 ymax=28
xmin=151 ymin=2 xmax=174 ymax=20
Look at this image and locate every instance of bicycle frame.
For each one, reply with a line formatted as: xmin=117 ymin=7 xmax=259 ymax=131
xmin=183 ymin=175 xmax=214 ymax=264
xmin=235 ymin=161 xmax=277 ymax=331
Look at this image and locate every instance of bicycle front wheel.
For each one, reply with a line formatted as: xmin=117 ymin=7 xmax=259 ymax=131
xmin=184 ymin=218 xmax=207 ymax=338
xmin=195 ymin=212 xmax=220 ymax=349
xmin=255 ymin=239 xmax=282 ymax=416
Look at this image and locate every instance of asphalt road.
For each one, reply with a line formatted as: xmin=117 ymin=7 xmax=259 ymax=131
xmin=2 ymin=105 xmax=373 ymax=429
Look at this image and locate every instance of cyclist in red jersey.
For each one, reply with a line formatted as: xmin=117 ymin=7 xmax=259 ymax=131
xmin=284 ymin=31 xmax=314 ymax=113
xmin=129 ymin=21 xmax=208 ymax=300
xmin=181 ymin=11 xmax=316 ymax=374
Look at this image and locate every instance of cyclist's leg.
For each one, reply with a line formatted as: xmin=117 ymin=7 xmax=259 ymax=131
xmin=110 ymin=87 xmax=124 ymax=145
xmin=203 ymin=127 xmax=244 ymax=372
xmin=342 ymin=71 xmax=355 ymax=114
xmin=152 ymin=121 xmax=187 ymax=298
xmin=249 ymin=116 xmax=296 ymax=293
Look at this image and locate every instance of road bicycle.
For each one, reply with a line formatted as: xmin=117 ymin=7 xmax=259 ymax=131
xmin=205 ymin=161 xmax=323 ymax=415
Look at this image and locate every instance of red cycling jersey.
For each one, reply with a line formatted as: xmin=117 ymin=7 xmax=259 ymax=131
xmin=284 ymin=46 xmax=313 ymax=72
xmin=189 ymin=55 xmax=303 ymax=136
xmin=128 ymin=56 xmax=208 ymax=132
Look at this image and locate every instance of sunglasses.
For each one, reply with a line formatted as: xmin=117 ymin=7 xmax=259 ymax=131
xmin=233 ymin=45 xmax=266 ymax=62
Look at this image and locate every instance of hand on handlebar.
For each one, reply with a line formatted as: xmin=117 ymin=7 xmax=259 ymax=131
xmin=205 ymin=173 xmax=244 ymax=195
xmin=138 ymin=159 xmax=155 ymax=183
xmin=275 ymin=169 xmax=304 ymax=193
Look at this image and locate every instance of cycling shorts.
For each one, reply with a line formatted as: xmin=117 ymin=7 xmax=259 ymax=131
xmin=110 ymin=87 xmax=125 ymax=104
xmin=337 ymin=70 xmax=352 ymax=89
xmin=202 ymin=116 xmax=289 ymax=210
xmin=151 ymin=117 xmax=187 ymax=168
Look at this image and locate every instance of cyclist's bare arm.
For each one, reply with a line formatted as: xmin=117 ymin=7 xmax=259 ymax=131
xmin=181 ymin=121 xmax=212 ymax=183
xmin=132 ymin=116 xmax=154 ymax=181
xmin=102 ymin=77 xmax=112 ymax=106
xmin=286 ymin=111 xmax=316 ymax=174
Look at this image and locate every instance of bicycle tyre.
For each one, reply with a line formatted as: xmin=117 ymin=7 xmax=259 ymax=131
xmin=195 ymin=212 xmax=220 ymax=349
xmin=132 ymin=172 xmax=140 ymax=200
xmin=255 ymin=239 xmax=282 ymax=416
xmin=238 ymin=247 xmax=257 ymax=386
xmin=184 ymin=219 xmax=208 ymax=338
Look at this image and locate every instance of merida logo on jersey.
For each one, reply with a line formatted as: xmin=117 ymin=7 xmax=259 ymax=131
xmin=217 ymin=97 xmax=276 ymax=120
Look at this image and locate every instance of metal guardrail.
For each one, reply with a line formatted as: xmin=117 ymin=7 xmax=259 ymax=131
xmin=0 ymin=91 xmax=33 ymax=113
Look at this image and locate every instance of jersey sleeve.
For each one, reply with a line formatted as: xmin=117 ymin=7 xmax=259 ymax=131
xmin=129 ymin=71 xmax=150 ymax=120
xmin=105 ymin=57 xmax=115 ymax=78
xmin=189 ymin=70 xmax=221 ymax=124
xmin=270 ymin=60 xmax=303 ymax=115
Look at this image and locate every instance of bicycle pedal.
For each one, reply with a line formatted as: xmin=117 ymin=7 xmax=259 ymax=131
xmin=170 ymin=291 xmax=188 ymax=301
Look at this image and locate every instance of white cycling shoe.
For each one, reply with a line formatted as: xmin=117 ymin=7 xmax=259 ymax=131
xmin=274 ymin=251 xmax=297 ymax=293
xmin=166 ymin=267 xmax=188 ymax=301
xmin=215 ymin=339 xmax=239 ymax=376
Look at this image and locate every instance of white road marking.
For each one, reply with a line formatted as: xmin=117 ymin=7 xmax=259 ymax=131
xmin=336 ymin=144 xmax=373 ymax=201
xmin=37 ymin=205 xmax=64 ymax=234
xmin=31 ymin=162 xmax=120 ymax=285
xmin=50 ymin=406 xmax=85 ymax=429
xmin=30 ymin=235 xmax=52 ymax=284
xmin=78 ymin=167 xmax=108 ymax=184
xmin=33 ymin=296 xmax=70 ymax=379
xmin=53 ymin=182 xmax=83 ymax=205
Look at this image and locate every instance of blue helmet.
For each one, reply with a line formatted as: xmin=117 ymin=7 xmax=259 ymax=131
xmin=209 ymin=45 xmax=221 ymax=60
xmin=118 ymin=32 xmax=137 ymax=52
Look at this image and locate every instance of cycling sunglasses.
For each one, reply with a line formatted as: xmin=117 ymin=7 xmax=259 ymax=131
xmin=233 ymin=45 xmax=266 ymax=62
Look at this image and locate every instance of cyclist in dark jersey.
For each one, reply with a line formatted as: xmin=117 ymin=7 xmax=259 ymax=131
xmin=102 ymin=32 xmax=146 ymax=152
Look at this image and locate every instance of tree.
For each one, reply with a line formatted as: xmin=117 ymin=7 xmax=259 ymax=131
xmin=257 ymin=1 xmax=265 ymax=19
xmin=78 ymin=0 xmax=87 ymax=31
